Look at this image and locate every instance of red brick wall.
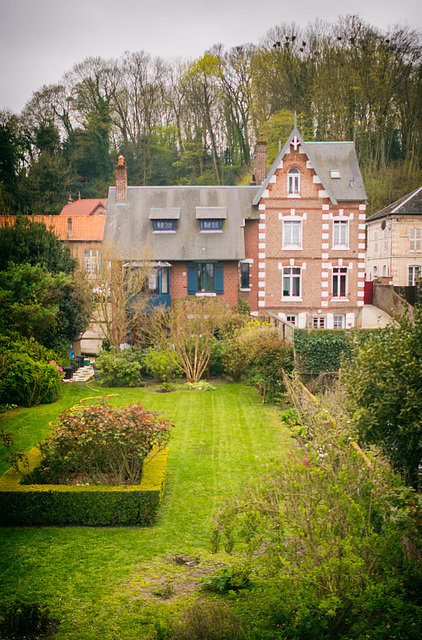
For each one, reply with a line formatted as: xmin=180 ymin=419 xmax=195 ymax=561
xmin=170 ymin=261 xmax=240 ymax=307
xmin=255 ymin=145 xmax=366 ymax=326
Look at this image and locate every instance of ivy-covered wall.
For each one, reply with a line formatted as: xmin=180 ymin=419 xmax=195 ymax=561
xmin=294 ymin=330 xmax=353 ymax=374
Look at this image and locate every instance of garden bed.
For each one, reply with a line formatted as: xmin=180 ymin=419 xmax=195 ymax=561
xmin=0 ymin=445 xmax=168 ymax=527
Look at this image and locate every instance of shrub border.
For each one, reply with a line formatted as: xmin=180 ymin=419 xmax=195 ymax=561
xmin=0 ymin=446 xmax=169 ymax=526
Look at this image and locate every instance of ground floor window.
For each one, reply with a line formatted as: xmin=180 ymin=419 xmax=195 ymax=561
xmin=333 ymin=315 xmax=344 ymax=329
xmin=408 ymin=265 xmax=421 ymax=286
xmin=187 ymin=262 xmax=224 ymax=294
xmin=84 ymin=249 xmax=100 ymax=273
xmin=240 ymin=263 xmax=250 ymax=289
xmin=286 ymin=315 xmax=296 ymax=325
xmin=313 ymin=316 xmax=325 ymax=329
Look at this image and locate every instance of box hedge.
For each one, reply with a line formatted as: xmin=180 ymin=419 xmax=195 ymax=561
xmin=0 ymin=446 xmax=168 ymax=526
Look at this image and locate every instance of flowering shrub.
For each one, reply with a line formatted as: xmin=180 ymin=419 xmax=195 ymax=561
xmin=184 ymin=381 xmax=216 ymax=391
xmin=33 ymin=402 xmax=173 ymax=485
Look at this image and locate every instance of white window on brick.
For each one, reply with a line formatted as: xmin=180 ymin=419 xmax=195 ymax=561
xmin=283 ymin=266 xmax=301 ymax=298
xmin=286 ymin=315 xmax=296 ymax=325
xmin=332 ymin=266 xmax=348 ymax=298
xmin=283 ymin=219 xmax=302 ymax=249
xmin=409 ymin=228 xmax=422 ymax=252
xmin=313 ymin=316 xmax=325 ymax=328
xmin=333 ymin=219 xmax=349 ymax=248
xmin=373 ymin=265 xmax=378 ymax=279
xmin=333 ymin=315 xmax=344 ymax=329
xmin=382 ymin=264 xmax=388 ymax=277
xmin=408 ymin=265 xmax=421 ymax=286
xmin=287 ymin=167 xmax=300 ymax=195
xmin=84 ymin=249 xmax=100 ymax=273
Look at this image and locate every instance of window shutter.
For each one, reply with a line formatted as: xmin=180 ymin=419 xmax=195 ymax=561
xmin=214 ymin=262 xmax=224 ymax=294
xmin=187 ymin=263 xmax=197 ymax=294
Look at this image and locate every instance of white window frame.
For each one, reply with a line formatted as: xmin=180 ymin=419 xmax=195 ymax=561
xmin=286 ymin=315 xmax=296 ymax=325
xmin=287 ymin=167 xmax=300 ymax=196
xmin=283 ymin=219 xmax=302 ymax=249
xmin=332 ymin=266 xmax=348 ymax=299
xmin=409 ymin=228 xmax=422 ymax=252
xmin=282 ymin=266 xmax=302 ymax=299
xmin=333 ymin=315 xmax=344 ymax=329
xmin=84 ymin=249 xmax=99 ymax=273
xmin=384 ymin=228 xmax=388 ymax=253
xmin=408 ymin=265 xmax=421 ymax=286
xmin=332 ymin=219 xmax=349 ymax=249
xmin=313 ymin=316 xmax=325 ymax=329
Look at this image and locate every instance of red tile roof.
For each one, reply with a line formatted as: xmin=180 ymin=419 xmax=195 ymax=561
xmin=59 ymin=199 xmax=107 ymax=216
xmin=0 ymin=215 xmax=105 ymax=241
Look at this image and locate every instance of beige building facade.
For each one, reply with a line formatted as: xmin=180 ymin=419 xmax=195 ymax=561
xmin=366 ymin=186 xmax=422 ymax=286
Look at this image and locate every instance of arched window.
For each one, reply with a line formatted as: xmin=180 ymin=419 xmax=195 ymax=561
xmin=288 ymin=167 xmax=300 ymax=195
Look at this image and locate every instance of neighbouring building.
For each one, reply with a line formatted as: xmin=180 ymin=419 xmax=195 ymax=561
xmin=104 ymin=124 xmax=367 ymax=330
xmin=365 ymin=185 xmax=422 ymax=287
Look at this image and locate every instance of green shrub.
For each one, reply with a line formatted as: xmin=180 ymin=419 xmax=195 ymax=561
xmin=246 ymin=336 xmax=294 ymax=402
xmin=0 ymin=598 xmax=57 ymax=639
xmin=0 ymin=353 xmax=62 ymax=407
xmin=95 ymin=348 xmax=142 ymax=386
xmin=198 ymin=566 xmax=251 ymax=592
xmin=32 ymin=401 xmax=173 ymax=485
xmin=144 ymin=346 xmax=181 ymax=382
xmin=168 ymin=600 xmax=246 ymax=640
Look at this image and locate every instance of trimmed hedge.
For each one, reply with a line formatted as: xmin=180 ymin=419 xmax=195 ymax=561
xmin=0 ymin=446 xmax=168 ymax=527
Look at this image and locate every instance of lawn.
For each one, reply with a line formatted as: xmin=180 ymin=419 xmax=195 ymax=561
xmin=0 ymin=380 xmax=293 ymax=639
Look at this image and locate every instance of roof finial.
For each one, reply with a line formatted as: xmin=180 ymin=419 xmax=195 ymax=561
xmin=294 ymin=111 xmax=297 ymax=128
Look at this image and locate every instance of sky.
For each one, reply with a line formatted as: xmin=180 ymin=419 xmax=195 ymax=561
xmin=1 ymin=0 xmax=422 ymax=114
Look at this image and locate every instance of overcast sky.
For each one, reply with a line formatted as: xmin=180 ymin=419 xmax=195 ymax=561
xmin=1 ymin=0 xmax=421 ymax=114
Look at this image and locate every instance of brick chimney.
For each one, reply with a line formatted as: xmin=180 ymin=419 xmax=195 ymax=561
xmin=115 ymin=155 xmax=127 ymax=203
xmin=253 ymin=136 xmax=267 ymax=186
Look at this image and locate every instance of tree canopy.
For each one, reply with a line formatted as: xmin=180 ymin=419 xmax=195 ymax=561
xmin=0 ymin=218 xmax=92 ymax=352
xmin=343 ymin=308 xmax=422 ymax=489
xmin=1 ymin=15 xmax=421 ymax=215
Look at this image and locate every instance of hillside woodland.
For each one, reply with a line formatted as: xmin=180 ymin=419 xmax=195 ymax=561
xmin=0 ymin=15 xmax=421 ymax=217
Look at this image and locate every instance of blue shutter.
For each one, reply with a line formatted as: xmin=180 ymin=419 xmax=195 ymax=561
xmin=187 ymin=263 xmax=197 ymax=294
xmin=214 ymin=262 xmax=224 ymax=294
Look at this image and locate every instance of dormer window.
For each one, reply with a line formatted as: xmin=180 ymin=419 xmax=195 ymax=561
xmin=153 ymin=220 xmax=176 ymax=231
xmin=149 ymin=207 xmax=180 ymax=232
xmin=287 ymin=167 xmax=300 ymax=196
xmin=196 ymin=206 xmax=226 ymax=232
xmin=200 ymin=219 xmax=223 ymax=231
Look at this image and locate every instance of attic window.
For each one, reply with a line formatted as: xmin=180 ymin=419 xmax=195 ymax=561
xmin=200 ymin=219 xmax=223 ymax=232
xmin=330 ymin=170 xmax=341 ymax=179
xmin=153 ymin=220 xmax=176 ymax=232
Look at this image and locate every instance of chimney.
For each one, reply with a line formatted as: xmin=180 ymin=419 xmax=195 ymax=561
xmin=253 ymin=136 xmax=267 ymax=186
xmin=115 ymin=155 xmax=127 ymax=203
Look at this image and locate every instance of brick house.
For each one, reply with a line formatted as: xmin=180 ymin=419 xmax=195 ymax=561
xmin=104 ymin=125 xmax=367 ymax=330
xmin=251 ymin=124 xmax=367 ymax=329
xmin=365 ymin=185 xmax=422 ymax=286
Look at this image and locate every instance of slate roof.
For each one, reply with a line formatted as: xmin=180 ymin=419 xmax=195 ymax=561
xmin=366 ymin=185 xmax=422 ymax=221
xmin=104 ymin=185 xmax=260 ymax=262
xmin=253 ymin=127 xmax=367 ymax=206
xmin=60 ymin=199 xmax=106 ymax=216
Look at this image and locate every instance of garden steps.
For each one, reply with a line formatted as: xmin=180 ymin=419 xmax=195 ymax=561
xmin=63 ymin=362 xmax=95 ymax=383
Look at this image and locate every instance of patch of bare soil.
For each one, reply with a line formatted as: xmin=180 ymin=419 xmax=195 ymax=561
xmin=123 ymin=555 xmax=226 ymax=603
